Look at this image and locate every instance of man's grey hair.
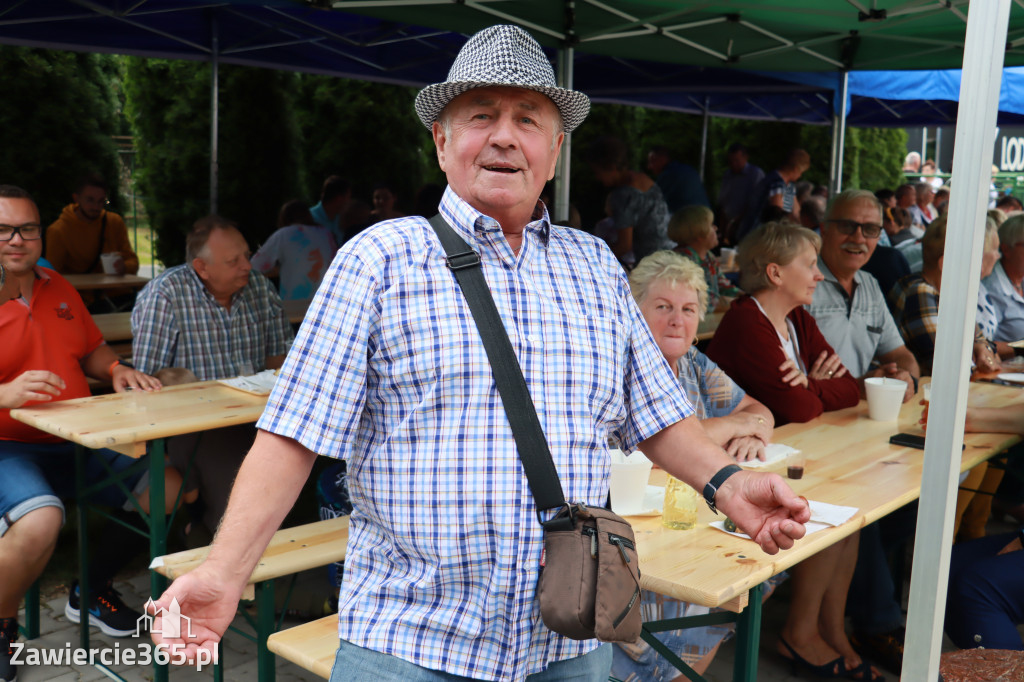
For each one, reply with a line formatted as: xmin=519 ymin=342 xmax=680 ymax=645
xmin=913 ymin=182 xmax=934 ymax=198
xmin=826 ymin=189 xmax=882 ymax=221
xmin=186 ymin=215 xmax=239 ymax=263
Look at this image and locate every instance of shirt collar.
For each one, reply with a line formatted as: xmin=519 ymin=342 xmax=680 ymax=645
xmin=438 ymin=185 xmax=551 ymax=247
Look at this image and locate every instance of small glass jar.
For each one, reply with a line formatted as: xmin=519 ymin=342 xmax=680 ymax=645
xmin=662 ymin=475 xmax=698 ymax=530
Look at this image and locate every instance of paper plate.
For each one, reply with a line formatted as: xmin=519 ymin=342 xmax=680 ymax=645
xmin=996 ymin=373 xmax=1024 ymax=384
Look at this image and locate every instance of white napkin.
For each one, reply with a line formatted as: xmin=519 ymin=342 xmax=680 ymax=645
xmin=218 ymin=370 xmax=278 ymax=395
xmin=710 ymin=499 xmax=859 ymax=540
xmin=739 ymin=442 xmax=800 ymax=468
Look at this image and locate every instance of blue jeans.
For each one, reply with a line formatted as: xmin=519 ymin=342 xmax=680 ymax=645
xmin=328 ymin=638 xmax=612 ymax=682
xmin=946 ymin=531 xmax=1024 ymax=650
xmin=0 ymin=440 xmax=147 ymax=537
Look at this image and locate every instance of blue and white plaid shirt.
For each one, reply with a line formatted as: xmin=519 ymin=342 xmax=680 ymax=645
xmin=259 ymin=187 xmax=692 ymax=681
xmin=132 ymin=265 xmax=293 ymax=380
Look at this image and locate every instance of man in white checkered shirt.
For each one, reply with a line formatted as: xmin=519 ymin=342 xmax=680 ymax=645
xmin=151 ymin=25 xmax=810 ymax=682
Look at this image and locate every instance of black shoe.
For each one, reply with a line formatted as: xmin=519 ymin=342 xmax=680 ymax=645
xmin=0 ymin=617 xmax=17 ymax=682
xmin=850 ymin=626 xmax=905 ymax=675
xmin=64 ymin=581 xmax=142 ymax=638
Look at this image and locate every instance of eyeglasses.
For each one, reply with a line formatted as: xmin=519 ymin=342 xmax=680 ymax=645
xmin=827 ymin=218 xmax=883 ymax=239
xmin=0 ymin=223 xmax=42 ymax=241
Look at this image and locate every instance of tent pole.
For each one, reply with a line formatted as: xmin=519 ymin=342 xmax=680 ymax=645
xmin=922 ymin=126 xmax=928 ymax=163
xmin=210 ymin=15 xmax=219 ymax=214
xmin=828 ymin=71 xmax=848 ymax=196
xmin=699 ymin=96 xmax=709 ymax=183
xmin=901 ymin=2 xmax=1010 ymax=680
xmin=554 ymin=3 xmax=574 ymax=225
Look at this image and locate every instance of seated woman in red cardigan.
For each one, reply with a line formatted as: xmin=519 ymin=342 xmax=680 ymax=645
xmin=707 ymin=222 xmax=880 ymax=681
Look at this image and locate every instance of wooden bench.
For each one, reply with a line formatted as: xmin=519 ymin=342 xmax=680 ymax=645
xmin=267 ymin=614 xmax=337 ymax=679
xmin=151 ymin=516 xmax=349 ymax=682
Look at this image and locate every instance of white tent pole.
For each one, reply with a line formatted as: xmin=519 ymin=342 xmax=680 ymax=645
xmin=210 ymin=15 xmax=220 ymax=214
xmin=699 ymin=96 xmax=710 ymax=182
xmin=901 ymin=2 xmax=1010 ymax=680
xmin=554 ymin=5 xmax=574 ymax=225
xmin=922 ymin=126 xmax=928 ymax=163
xmin=828 ymin=71 xmax=848 ymax=196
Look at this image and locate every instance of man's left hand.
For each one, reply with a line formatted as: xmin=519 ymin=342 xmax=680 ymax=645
xmin=112 ymin=365 xmax=162 ymax=392
xmin=714 ymin=470 xmax=810 ymax=554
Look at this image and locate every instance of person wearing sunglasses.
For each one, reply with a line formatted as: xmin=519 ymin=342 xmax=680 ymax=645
xmin=804 ymin=189 xmax=923 ymax=675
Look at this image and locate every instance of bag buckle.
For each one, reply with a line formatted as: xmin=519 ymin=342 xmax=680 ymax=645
xmin=540 ymin=503 xmax=578 ymax=532
xmin=446 ymin=250 xmax=481 ymax=271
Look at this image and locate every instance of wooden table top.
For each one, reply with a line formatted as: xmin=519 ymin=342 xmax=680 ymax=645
xmin=64 ymin=273 xmax=150 ymax=291
xmin=93 ymin=312 xmax=132 ymax=342
xmin=632 ymin=379 xmax=1024 ymax=611
xmin=10 ymin=381 xmax=267 ymax=458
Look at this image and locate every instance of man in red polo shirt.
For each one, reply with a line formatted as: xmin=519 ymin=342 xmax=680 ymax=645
xmin=0 ymin=185 xmax=172 ymax=682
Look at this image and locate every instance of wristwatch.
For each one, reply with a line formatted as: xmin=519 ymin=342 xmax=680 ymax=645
xmin=703 ymin=464 xmax=742 ymax=514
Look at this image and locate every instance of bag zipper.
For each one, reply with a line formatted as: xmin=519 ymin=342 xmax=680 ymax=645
xmin=583 ymin=526 xmax=598 ymax=558
xmin=612 ymin=585 xmax=640 ymax=629
xmin=608 ymin=534 xmax=635 ymax=563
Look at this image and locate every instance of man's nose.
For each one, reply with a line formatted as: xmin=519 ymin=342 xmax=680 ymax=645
xmin=490 ymin=114 xmax=518 ymax=146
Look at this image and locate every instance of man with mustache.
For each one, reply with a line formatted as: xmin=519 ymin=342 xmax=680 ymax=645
xmin=806 ymin=188 xmax=921 ymax=676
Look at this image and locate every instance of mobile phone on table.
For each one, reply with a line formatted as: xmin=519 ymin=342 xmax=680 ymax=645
xmin=889 ymin=433 xmax=925 ymax=449
xmin=888 ymin=433 xmax=964 ymax=450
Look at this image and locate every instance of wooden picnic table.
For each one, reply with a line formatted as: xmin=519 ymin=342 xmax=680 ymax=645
xmin=64 ymin=273 xmax=150 ymax=291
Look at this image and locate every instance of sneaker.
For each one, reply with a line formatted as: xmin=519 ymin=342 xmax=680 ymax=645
xmin=0 ymin=617 xmax=17 ymax=682
xmin=64 ymin=581 xmax=142 ymax=638
xmin=850 ymin=626 xmax=905 ymax=675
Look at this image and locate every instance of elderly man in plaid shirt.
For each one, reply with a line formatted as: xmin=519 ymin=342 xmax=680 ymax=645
xmin=150 ymin=26 xmax=810 ymax=682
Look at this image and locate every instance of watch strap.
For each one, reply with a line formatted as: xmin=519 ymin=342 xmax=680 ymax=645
xmin=703 ymin=464 xmax=742 ymax=514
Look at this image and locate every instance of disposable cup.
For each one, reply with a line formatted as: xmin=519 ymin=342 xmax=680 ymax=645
xmin=100 ymin=252 xmax=123 ymax=275
xmin=865 ymin=377 xmax=907 ymax=421
xmin=609 ymin=453 xmax=653 ymax=514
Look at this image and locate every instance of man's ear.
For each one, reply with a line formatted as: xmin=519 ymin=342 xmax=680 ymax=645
xmin=546 ymin=132 xmax=565 ymax=181
xmin=432 ymin=121 xmax=448 ymax=172
xmin=192 ymin=257 xmax=209 ymax=282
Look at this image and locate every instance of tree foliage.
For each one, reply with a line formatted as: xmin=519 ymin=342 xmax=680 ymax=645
xmin=125 ymin=60 xmax=303 ymax=265
xmin=0 ymin=46 xmax=122 ymax=224
xmin=293 ymin=77 xmax=437 ymax=215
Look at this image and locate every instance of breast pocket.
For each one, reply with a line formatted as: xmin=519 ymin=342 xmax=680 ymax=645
xmin=544 ymin=315 xmax=626 ymax=423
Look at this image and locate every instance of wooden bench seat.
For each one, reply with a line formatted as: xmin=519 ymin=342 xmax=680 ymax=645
xmin=151 ymin=515 xmax=348 ymax=682
xmin=267 ymin=614 xmax=337 ymax=679
xmin=151 ymin=515 xmax=349 ymax=598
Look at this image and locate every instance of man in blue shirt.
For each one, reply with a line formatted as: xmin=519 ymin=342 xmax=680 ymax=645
xmin=309 ymin=175 xmax=351 ymax=246
xmin=151 ymin=25 xmax=809 ymax=682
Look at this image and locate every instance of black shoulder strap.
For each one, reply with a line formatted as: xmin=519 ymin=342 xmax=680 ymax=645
xmin=427 ymin=214 xmax=568 ymax=519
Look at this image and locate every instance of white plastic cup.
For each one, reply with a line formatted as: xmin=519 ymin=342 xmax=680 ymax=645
xmin=100 ymin=252 xmax=123 ymax=275
xmin=865 ymin=377 xmax=907 ymax=421
xmin=608 ymin=450 xmax=653 ymax=514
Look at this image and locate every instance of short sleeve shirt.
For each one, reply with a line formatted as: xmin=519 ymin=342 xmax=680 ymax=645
xmin=131 ymin=266 xmax=293 ymax=380
xmin=982 ymin=261 xmax=1024 ymax=342
xmin=0 ymin=268 xmax=105 ymax=443
xmin=676 ymin=346 xmax=745 ymax=420
xmin=257 ymin=186 xmax=693 ymax=682
xmin=250 ymin=223 xmax=337 ymax=301
xmin=806 ymin=260 xmax=905 ymax=378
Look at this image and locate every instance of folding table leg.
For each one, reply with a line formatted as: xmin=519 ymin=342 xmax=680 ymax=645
xmin=732 ymin=583 xmax=763 ymax=682
xmin=256 ymin=580 xmax=277 ymax=682
xmin=22 ymin=581 xmax=39 ymax=639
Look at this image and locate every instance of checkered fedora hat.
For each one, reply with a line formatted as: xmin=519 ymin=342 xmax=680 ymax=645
xmin=414 ymin=24 xmax=590 ymax=132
